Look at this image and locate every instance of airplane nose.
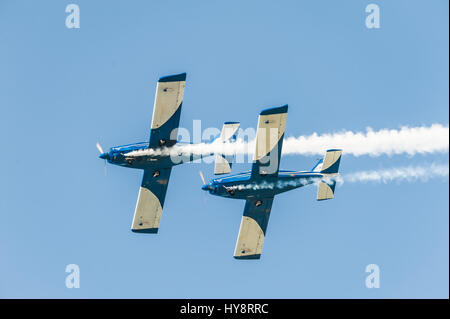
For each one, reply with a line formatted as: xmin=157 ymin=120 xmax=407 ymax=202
xmin=99 ymin=152 xmax=109 ymax=160
xmin=202 ymin=184 xmax=212 ymax=191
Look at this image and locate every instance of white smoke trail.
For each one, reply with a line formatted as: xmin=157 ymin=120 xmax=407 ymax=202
xmin=230 ymin=178 xmax=316 ymax=191
xmin=125 ymin=139 xmax=253 ymax=157
xmin=283 ymin=124 xmax=449 ymax=157
xmin=339 ymin=163 xmax=449 ymax=184
xmin=227 ymin=163 xmax=449 ymax=191
xmin=125 ymin=124 xmax=448 ymax=158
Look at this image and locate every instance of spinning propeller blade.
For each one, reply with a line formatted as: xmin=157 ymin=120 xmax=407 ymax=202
xmin=96 ymin=142 xmax=107 ymax=176
xmin=199 ymin=171 xmax=206 ymax=185
xmin=198 ymin=170 xmax=209 ymax=204
xmin=96 ymin=142 xmax=104 ymax=154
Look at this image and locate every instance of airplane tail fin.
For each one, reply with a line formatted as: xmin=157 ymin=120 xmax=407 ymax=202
xmin=320 ymin=149 xmax=342 ymax=174
xmin=316 ymin=149 xmax=342 ymax=201
xmin=214 ymin=122 xmax=240 ymax=175
xmin=311 ymin=158 xmax=324 ymax=172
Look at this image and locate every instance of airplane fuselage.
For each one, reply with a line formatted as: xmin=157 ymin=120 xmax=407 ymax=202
xmin=202 ymin=170 xmax=329 ymax=200
xmin=99 ymin=142 xmax=193 ymax=170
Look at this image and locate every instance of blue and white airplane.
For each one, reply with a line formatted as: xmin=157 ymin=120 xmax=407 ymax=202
xmin=201 ymin=105 xmax=342 ymax=259
xmin=97 ymin=73 xmax=240 ymax=234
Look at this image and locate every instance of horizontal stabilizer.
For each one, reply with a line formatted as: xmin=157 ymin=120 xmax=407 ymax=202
xmin=316 ymin=149 xmax=342 ymax=201
xmin=317 ymin=180 xmax=336 ymax=201
xmin=214 ymin=122 xmax=240 ymax=175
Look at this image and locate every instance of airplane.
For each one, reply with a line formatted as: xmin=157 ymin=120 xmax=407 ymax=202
xmin=200 ymin=105 xmax=343 ymax=259
xmin=97 ymin=73 xmax=240 ymax=234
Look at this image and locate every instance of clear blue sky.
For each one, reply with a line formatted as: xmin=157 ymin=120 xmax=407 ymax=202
xmin=0 ymin=0 xmax=448 ymax=298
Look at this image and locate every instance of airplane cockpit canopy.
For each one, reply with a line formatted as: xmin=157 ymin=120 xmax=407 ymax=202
xmin=110 ymin=141 xmax=149 ymax=153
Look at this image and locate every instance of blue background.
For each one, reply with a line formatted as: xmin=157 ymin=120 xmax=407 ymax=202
xmin=0 ymin=0 xmax=448 ymax=298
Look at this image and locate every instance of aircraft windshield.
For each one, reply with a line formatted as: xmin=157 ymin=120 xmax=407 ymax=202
xmin=110 ymin=141 xmax=149 ymax=152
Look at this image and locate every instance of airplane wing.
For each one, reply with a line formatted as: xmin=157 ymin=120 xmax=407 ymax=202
xmin=148 ymin=73 xmax=186 ymax=148
xmin=131 ymin=168 xmax=172 ymax=233
xmin=131 ymin=73 xmax=185 ymax=233
xmin=233 ymin=105 xmax=288 ymax=258
xmin=234 ymin=197 xmax=274 ymax=259
xmin=250 ymin=105 xmax=288 ymax=177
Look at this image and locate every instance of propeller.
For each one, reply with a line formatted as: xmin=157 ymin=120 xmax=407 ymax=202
xmin=198 ymin=170 xmax=209 ymax=204
xmin=96 ymin=142 xmax=104 ymax=154
xmin=96 ymin=142 xmax=107 ymax=176
xmin=199 ymin=170 xmax=206 ymax=185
